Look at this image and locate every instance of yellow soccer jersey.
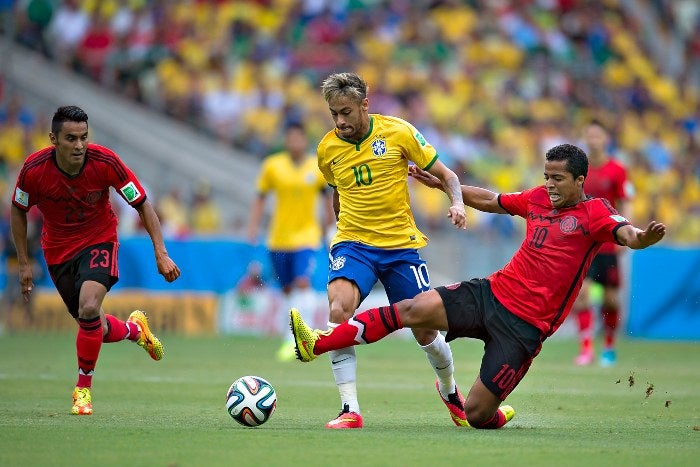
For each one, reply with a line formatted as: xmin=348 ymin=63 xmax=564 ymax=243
xmin=317 ymin=114 xmax=438 ymax=249
xmin=256 ymin=152 xmax=327 ymax=251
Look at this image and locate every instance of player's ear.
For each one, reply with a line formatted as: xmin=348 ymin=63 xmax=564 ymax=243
xmin=577 ymin=175 xmax=585 ymax=187
xmin=49 ymin=132 xmax=57 ymax=145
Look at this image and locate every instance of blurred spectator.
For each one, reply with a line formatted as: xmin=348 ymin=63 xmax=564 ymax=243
xmin=14 ymin=0 xmax=54 ymax=57
xmin=45 ymin=0 xmax=89 ymax=67
xmin=156 ymin=185 xmax=190 ymax=238
xmin=0 ymin=95 xmax=34 ymax=170
xmin=6 ymin=0 xmax=700 ymax=244
xmin=74 ymin=12 xmax=116 ymax=81
xmin=190 ymin=179 xmax=222 ymax=234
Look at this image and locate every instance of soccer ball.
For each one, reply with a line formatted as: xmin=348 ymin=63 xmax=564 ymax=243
xmin=225 ymin=375 xmax=277 ymax=427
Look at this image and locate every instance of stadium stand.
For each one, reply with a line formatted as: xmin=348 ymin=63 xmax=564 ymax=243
xmin=1 ymin=1 xmax=698 ymax=340
xmin=4 ymin=0 xmax=698 ymax=246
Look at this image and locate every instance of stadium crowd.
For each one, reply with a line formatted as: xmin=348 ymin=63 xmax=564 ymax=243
xmin=2 ymin=0 xmax=700 ymax=243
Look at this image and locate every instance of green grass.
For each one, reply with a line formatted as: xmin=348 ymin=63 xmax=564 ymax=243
xmin=0 ymin=332 xmax=698 ymax=466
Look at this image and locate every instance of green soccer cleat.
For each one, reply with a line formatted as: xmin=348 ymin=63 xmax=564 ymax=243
xmin=499 ymin=405 xmax=515 ymax=425
xmin=128 ymin=310 xmax=164 ymax=361
xmin=289 ymin=308 xmax=319 ymax=362
xmin=71 ymin=386 xmax=93 ymax=415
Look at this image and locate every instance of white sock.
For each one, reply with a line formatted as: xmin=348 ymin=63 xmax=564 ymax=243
xmin=421 ymin=332 xmax=456 ymax=397
xmin=328 ymin=322 xmax=359 ymax=413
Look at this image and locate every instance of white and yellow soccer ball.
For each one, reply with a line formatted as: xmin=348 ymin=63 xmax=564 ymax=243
xmin=225 ymin=376 xmax=277 ymax=427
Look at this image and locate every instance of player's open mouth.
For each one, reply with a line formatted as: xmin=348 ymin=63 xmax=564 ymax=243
xmin=548 ymin=193 xmax=560 ymax=202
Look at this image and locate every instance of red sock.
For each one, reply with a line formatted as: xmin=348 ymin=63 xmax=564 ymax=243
xmin=601 ymin=306 xmax=619 ymax=349
xmin=470 ymin=408 xmax=507 ymax=429
xmin=577 ymin=309 xmax=593 ymax=353
xmin=76 ymin=316 xmax=103 ymax=388
xmin=315 ymin=305 xmax=403 ymax=355
xmin=103 ymin=314 xmax=139 ymax=343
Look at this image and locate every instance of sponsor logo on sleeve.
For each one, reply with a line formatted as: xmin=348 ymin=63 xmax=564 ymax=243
xmin=610 ymin=214 xmax=628 ymax=223
xmin=120 ymin=181 xmax=141 ymax=203
xmin=14 ymin=188 xmax=29 ymax=207
xmin=414 ymin=132 xmax=427 ymax=146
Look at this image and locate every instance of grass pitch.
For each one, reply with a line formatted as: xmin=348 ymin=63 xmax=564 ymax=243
xmin=0 ymin=332 xmax=697 ymax=466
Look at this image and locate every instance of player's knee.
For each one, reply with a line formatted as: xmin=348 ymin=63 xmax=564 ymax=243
xmin=328 ymin=303 xmax=354 ymax=323
xmin=397 ymin=298 xmax=421 ymax=326
xmin=77 ymin=301 xmax=101 ymax=320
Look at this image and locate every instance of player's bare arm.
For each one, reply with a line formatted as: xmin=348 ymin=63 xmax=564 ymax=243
xmin=409 ymin=166 xmax=505 ymax=214
xmin=135 ymin=200 xmax=181 ymax=282
xmin=9 ymin=204 xmax=34 ymax=301
xmin=424 ymin=161 xmax=467 ymax=229
xmin=247 ymin=193 xmax=266 ymax=243
xmin=615 ymin=221 xmax=666 ymax=249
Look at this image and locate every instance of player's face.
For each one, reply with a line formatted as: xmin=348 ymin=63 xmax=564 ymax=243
xmin=544 ymin=159 xmax=585 ymax=208
xmin=328 ymin=95 xmax=369 ymax=143
xmin=583 ymin=124 xmax=608 ymax=155
xmin=285 ymin=127 xmax=307 ymax=157
xmin=50 ymin=121 xmax=88 ymax=171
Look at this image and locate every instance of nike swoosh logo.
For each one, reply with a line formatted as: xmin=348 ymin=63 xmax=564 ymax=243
xmin=331 ymin=357 xmax=351 ymax=365
xmin=435 ymin=364 xmax=451 ymax=370
xmin=302 ymin=341 xmax=312 ymax=355
xmin=327 ymin=417 xmax=359 ymax=425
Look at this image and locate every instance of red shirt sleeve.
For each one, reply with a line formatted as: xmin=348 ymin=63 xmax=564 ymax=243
xmin=587 ymin=198 xmax=630 ymax=244
xmin=498 ymin=186 xmax=539 ymax=217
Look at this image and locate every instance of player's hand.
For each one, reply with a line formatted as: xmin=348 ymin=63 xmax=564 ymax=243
xmin=636 ymin=221 xmax=666 ymax=248
xmin=408 ymin=165 xmax=444 ymax=191
xmin=18 ymin=263 xmax=34 ymax=302
xmin=448 ymin=204 xmax=467 ymax=230
xmin=156 ymin=254 xmax=181 ymax=282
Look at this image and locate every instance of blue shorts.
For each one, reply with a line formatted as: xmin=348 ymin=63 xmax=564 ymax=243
xmin=269 ymin=249 xmax=317 ymax=288
xmin=328 ymin=241 xmax=430 ymax=305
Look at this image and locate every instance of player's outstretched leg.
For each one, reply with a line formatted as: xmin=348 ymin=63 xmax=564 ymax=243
xmin=71 ymin=386 xmax=93 ymax=415
xmin=435 ymin=380 xmax=469 ymax=426
xmin=469 ymin=405 xmax=516 ymax=429
xmin=127 ymin=310 xmax=164 ymax=361
xmin=290 ymin=308 xmax=320 ymax=362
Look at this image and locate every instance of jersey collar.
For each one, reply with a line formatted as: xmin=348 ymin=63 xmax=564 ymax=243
xmin=335 ymin=116 xmax=374 ymax=150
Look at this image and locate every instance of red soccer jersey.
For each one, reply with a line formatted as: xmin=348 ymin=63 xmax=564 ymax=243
xmin=585 ymin=158 xmax=631 ymax=253
xmin=12 ymin=143 xmax=147 ymax=265
xmin=490 ymin=186 xmax=630 ymax=337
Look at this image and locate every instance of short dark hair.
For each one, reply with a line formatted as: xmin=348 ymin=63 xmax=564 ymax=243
xmin=545 ymin=144 xmax=588 ymax=179
xmin=587 ymin=118 xmax=607 ymax=131
xmin=51 ymin=106 xmax=88 ymax=135
xmin=284 ymin=121 xmax=305 ymax=133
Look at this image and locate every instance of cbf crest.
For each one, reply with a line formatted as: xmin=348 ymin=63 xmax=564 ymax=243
xmin=371 ymin=138 xmax=387 ymax=157
xmin=331 ymin=255 xmax=346 ymax=271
